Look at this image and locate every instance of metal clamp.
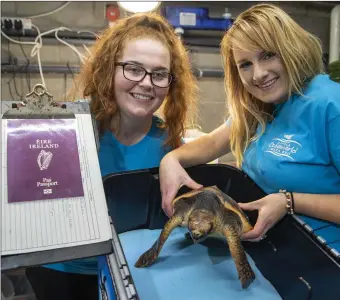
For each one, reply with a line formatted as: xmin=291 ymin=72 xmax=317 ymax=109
xmin=2 ymin=84 xmax=75 ymax=119
xmin=23 ymin=84 xmax=55 ymax=109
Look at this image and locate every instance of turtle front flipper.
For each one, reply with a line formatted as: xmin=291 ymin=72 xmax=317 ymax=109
xmin=135 ymin=215 xmax=183 ymax=268
xmin=223 ymin=225 xmax=255 ymax=289
xmin=184 ymin=232 xmax=192 ymax=241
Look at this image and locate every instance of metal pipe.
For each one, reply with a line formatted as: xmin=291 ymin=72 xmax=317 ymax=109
xmin=2 ymin=35 xmax=222 ymax=53
xmin=329 ymin=4 xmax=340 ymax=63
xmin=184 ymin=36 xmax=221 ymax=48
xmin=189 ymin=46 xmax=221 ymax=54
xmin=1 ymin=28 xmax=222 ymax=48
xmin=1 ymin=63 xmax=225 ymax=78
xmin=1 ymin=64 xmax=80 ymax=74
xmin=1 ymin=28 xmax=97 ymax=40
xmin=1 ymin=36 xmax=95 ymax=46
xmin=192 ymin=68 xmax=224 ymax=78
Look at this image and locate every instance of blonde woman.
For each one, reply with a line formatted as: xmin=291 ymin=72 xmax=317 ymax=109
xmin=159 ymin=3 xmax=340 ymax=242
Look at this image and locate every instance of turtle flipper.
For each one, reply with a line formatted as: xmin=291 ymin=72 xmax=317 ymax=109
xmin=184 ymin=232 xmax=192 ymax=240
xmin=223 ymin=225 xmax=255 ymax=289
xmin=135 ymin=215 xmax=182 ymax=268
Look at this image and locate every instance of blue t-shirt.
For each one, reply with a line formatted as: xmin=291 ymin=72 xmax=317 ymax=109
xmin=44 ymin=115 xmax=173 ymax=275
xmin=98 ymin=116 xmax=172 ymax=177
xmin=242 ymin=74 xmax=340 ymax=225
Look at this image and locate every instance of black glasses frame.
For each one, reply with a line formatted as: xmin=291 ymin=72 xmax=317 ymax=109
xmin=116 ymin=62 xmax=173 ymax=88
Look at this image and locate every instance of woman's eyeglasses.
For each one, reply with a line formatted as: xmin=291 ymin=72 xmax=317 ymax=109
xmin=116 ymin=62 xmax=173 ymax=88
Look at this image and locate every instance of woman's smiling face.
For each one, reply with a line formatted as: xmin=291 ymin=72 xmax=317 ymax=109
xmin=233 ymin=48 xmax=289 ymax=104
xmin=114 ymin=38 xmax=171 ymax=120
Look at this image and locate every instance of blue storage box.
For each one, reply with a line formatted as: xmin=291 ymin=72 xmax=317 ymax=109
xmin=162 ymin=7 xmax=233 ymax=31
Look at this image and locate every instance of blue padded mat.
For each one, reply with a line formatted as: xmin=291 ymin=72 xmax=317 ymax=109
xmin=314 ymin=225 xmax=340 ymax=245
xmin=118 ymin=228 xmax=282 ymax=300
xmin=329 ymin=241 xmax=340 ymax=251
xmin=298 ymin=215 xmax=332 ymax=230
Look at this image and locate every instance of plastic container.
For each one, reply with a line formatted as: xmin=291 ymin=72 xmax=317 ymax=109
xmin=101 ymin=164 xmax=340 ymax=300
xmin=162 ymin=7 xmax=233 ymax=30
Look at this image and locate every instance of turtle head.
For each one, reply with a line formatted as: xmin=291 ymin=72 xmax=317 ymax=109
xmin=188 ymin=209 xmax=215 ymax=243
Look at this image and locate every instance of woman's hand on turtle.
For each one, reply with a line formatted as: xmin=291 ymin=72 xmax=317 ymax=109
xmin=238 ymin=193 xmax=288 ymax=242
xmin=160 ymin=153 xmax=202 ymax=217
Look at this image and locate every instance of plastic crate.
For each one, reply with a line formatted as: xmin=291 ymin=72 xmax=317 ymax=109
xmin=162 ymin=7 xmax=233 ymax=31
xmin=102 ymin=164 xmax=340 ymax=300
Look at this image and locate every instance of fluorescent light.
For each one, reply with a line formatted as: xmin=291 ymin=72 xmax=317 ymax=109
xmin=117 ymin=1 xmax=161 ymax=13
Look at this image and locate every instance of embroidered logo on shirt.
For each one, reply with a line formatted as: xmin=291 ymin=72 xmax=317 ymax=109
xmin=284 ymin=134 xmax=294 ymax=139
xmin=265 ymin=134 xmax=302 ymax=160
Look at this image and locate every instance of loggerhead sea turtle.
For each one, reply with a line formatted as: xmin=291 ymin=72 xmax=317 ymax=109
xmin=134 ymin=185 xmax=256 ymax=289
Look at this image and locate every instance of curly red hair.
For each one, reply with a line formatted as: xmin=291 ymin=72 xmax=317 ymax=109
xmin=70 ymin=12 xmax=198 ymax=149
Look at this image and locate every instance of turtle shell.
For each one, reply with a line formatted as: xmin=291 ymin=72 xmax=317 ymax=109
xmin=172 ymin=185 xmax=253 ymax=232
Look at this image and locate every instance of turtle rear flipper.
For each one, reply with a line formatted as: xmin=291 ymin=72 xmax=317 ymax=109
xmin=135 ymin=215 xmax=183 ymax=268
xmin=223 ymin=225 xmax=255 ymax=289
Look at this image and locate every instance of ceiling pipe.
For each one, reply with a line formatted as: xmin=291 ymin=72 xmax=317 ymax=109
xmin=1 ymin=64 xmax=225 ymax=78
xmin=329 ymin=4 xmax=340 ymax=63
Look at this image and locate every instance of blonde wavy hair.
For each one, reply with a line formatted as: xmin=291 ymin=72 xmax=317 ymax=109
xmin=220 ymin=3 xmax=324 ymax=168
xmin=69 ymin=13 xmax=198 ymax=149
